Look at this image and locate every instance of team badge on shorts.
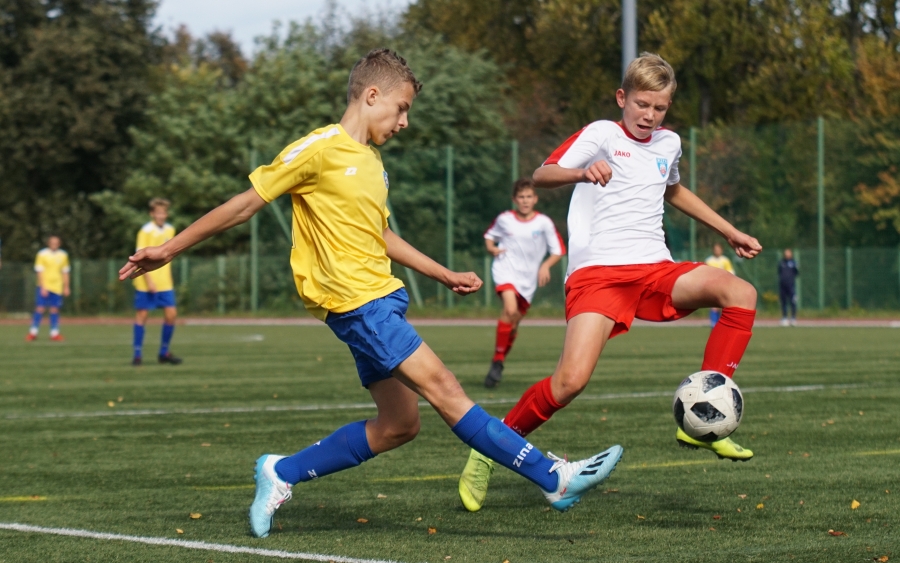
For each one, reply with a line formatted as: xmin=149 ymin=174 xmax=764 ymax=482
xmin=383 ymin=171 xmax=390 ymax=190
xmin=657 ymin=157 xmax=668 ymax=177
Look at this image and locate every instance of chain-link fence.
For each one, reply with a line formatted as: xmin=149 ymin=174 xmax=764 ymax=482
xmin=1 ymin=245 xmax=898 ymax=314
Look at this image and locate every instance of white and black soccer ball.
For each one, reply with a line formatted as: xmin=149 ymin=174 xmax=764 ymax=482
xmin=672 ymin=371 xmax=743 ymax=442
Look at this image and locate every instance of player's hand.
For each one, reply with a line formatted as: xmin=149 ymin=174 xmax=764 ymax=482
xmin=119 ymin=246 xmax=173 ymax=281
xmin=582 ymin=160 xmax=613 ymax=186
xmin=727 ymin=231 xmax=762 ymax=259
xmin=445 ymin=271 xmax=483 ymax=296
xmin=63 ymin=288 xmax=71 ymax=297
xmin=40 ymin=288 xmax=48 ymax=298
xmin=538 ymin=265 xmax=551 ymax=287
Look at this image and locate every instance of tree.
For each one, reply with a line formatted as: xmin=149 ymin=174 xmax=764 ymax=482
xmin=0 ymin=0 xmax=159 ymax=260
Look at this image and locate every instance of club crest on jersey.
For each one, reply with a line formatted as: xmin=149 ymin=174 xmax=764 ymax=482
xmin=657 ymin=157 xmax=668 ymax=177
xmin=383 ymin=171 xmax=390 ymax=190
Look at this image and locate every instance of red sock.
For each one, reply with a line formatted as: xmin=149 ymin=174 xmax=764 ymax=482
xmin=493 ymin=321 xmax=513 ymax=362
xmin=503 ymin=328 xmax=518 ymax=358
xmin=503 ymin=377 xmax=564 ymax=436
xmin=701 ymin=307 xmax=756 ymax=377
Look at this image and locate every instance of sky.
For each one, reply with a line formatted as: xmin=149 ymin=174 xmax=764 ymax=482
xmin=153 ymin=0 xmax=413 ymax=54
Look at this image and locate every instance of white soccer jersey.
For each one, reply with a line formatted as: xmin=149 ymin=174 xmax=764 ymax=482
xmin=484 ymin=211 xmax=565 ymax=303
xmin=545 ymin=120 xmax=682 ymax=275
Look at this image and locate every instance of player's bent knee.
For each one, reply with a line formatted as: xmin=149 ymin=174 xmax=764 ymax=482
xmin=378 ymin=418 xmax=420 ymax=448
xmin=732 ymin=279 xmax=758 ymax=310
xmin=552 ymin=369 xmax=591 ymax=404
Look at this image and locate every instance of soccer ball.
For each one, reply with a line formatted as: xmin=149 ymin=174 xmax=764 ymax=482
xmin=672 ymin=371 xmax=743 ymax=442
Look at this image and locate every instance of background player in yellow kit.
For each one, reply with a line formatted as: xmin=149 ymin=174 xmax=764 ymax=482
xmin=26 ymin=235 xmax=70 ymax=341
xmin=132 ymin=198 xmax=181 ymax=365
xmin=704 ymin=243 xmax=735 ymax=327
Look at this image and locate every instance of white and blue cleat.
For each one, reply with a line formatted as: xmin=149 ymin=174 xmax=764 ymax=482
xmin=249 ymin=454 xmax=292 ymax=538
xmin=542 ymin=445 xmax=623 ymax=512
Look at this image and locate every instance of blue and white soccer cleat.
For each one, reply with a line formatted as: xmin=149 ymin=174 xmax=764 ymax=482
xmin=249 ymin=454 xmax=292 ymax=538
xmin=542 ymin=445 xmax=623 ymax=512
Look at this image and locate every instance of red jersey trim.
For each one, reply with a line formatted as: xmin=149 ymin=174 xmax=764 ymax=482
xmin=554 ymin=231 xmax=567 ymax=256
xmin=615 ymin=121 xmax=652 ymax=144
xmin=544 ymin=127 xmax=587 ymax=165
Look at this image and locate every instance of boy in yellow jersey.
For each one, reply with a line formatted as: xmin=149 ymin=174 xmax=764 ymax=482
xmin=132 ymin=198 xmax=181 ymax=366
xmin=26 ymin=235 xmax=70 ymax=341
xmin=120 ymin=48 xmax=622 ymax=538
xmin=704 ymin=243 xmax=735 ymax=327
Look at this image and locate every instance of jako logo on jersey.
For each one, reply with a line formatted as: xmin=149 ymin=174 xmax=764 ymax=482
xmin=345 ymin=167 xmax=357 ymax=175
xmin=512 ymin=443 xmax=534 ymax=467
xmin=532 ymin=230 xmax=542 ymax=239
xmin=614 ymin=150 xmax=631 ymax=158
xmin=383 ymin=171 xmax=390 ymax=190
xmin=657 ymin=157 xmax=668 ymax=177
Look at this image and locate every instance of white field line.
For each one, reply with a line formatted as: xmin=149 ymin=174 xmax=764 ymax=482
xmin=2 ymin=383 xmax=866 ymax=422
xmin=0 ymin=523 xmax=401 ymax=563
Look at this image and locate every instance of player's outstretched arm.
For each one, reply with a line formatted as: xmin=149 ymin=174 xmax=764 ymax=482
xmin=384 ymin=228 xmax=482 ymax=295
xmin=533 ymin=162 xmax=612 ymax=189
xmin=664 ymin=183 xmax=762 ymax=259
xmin=119 ymin=188 xmax=267 ymax=281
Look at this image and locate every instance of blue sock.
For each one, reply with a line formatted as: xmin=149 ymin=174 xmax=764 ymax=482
xmin=452 ymin=405 xmax=559 ymax=492
xmin=133 ymin=324 xmax=145 ymax=358
xmin=159 ymin=323 xmax=175 ymax=356
xmin=49 ymin=312 xmax=60 ymax=332
xmin=31 ymin=311 xmax=43 ymax=330
xmin=274 ymin=420 xmax=375 ymax=484
xmin=710 ymin=309 xmax=721 ymax=327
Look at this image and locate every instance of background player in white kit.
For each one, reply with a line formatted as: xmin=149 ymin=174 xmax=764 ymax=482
xmin=459 ymin=52 xmax=763 ymax=512
xmin=483 ymin=178 xmax=565 ymax=387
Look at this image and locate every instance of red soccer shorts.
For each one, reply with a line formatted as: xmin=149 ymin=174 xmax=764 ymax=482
xmin=564 ymin=261 xmax=703 ymax=338
xmin=495 ymin=284 xmax=531 ymax=315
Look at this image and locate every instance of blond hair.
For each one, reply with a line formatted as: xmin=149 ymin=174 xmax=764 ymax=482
xmin=622 ymin=52 xmax=677 ymax=95
xmin=148 ymin=197 xmax=171 ymax=212
xmin=347 ymin=48 xmax=422 ymax=104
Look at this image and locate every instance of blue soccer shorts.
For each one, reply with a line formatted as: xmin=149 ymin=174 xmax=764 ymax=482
xmin=35 ymin=288 xmax=63 ymax=309
xmin=134 ymin=290 xmax=177 ymax=311
xmin=325 ymin=288 xmax=423 ymax=388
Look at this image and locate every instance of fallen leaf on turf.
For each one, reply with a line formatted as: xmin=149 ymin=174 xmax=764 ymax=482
xmin=875 ymin=556 xmax=889 ymax=562
xmin=117 ymin=396 xmax=123 ymax=402
xmin=200 ymin=443 xmax=211 ymax=447
xmin=713 ymin=515 xmax=721 ymax=520
xmin=444 ymin=557 xmax=451 ymax=560
xmin=356 ymin=518 xmax=368 ymax=524
xmin=738 ymin=494 xmax=747 ymax=499
xmin=799 ymin=500 xmax=805 ymax=505
xmin=756 ymin=503 xmax=764 ymax=510
xmin=273 ymin=394 xmax=278 ymax=399
xmin=852 ymin=500 xmax=861 ymax=509
xmin=428 ymin=527 xmax=437 ymax=535
xmin=636 ymin=515 xmax=645 ymax=520
xmin=376 ymin=494 xmax=387 ymax=499
xmin=709 ymin=527 xmax=716 ymax=531
xmin=736 ymin=509 xmax=741 ymax=512
xmin=502 ymin=560 xmax=510 ymax=563
xmin=828 ymin=530 xmax=847 ymax=536
xmin=107 ymin=401 xmax=115 ymax=408
xmin=603 ymin=489 xmax=619 ymax=494
xmin=189 ymin=513 xmax=201 ymax=519
xmin=803 ymin=453 xmax=810 ymax=458
xmin=176 ymin=529 xmax=184 ymax=534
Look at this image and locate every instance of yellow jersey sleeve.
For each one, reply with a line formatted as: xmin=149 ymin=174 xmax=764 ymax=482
xmin=250 ymin=140 xmax=330 ymax=203
xmin=136 ymin=228 xmax=150 ymax=251
xmin=724 ymin=258 xmax=734 ymax=274
xmin=61 ymin=252 xmax=70 ymax=273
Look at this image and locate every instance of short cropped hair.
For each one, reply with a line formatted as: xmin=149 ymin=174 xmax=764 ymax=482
xmin=512 ymin=178 xmax=536 ymax=198
xmin=347 ymin=48 xmax=422 ymax=104
xmin=149 ymin=197 xmax=171 ymax=212
xmin=622 ymin=52 xmax=677 ymax=95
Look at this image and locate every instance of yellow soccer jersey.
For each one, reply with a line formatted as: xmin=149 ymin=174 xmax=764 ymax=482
xmin=133 ymin=222 xmax=176 ymax=292
xmin=705 ymin=254 xmax=735 ymax=274
xmin=34 ymin=248 xmax=70 ymax=295
xmin=249 ymin=124 xmax=403 ymax=320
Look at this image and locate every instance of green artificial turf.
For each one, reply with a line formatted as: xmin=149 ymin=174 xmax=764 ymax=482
xmin=0 ymin=324 xmax=897 ymax=562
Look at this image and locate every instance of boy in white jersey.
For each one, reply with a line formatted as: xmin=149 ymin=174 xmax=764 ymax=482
xmin=704 ymin=243 xmax=735 ymax=327
xmin=483 ymin=178 xmax=565 ymax=387
xmin=120 ymin=48 xmax=623 ymax=538
xmin=26 ymin=235 xmax=70 ymax=341
xmin=459 ymin=53 xmax=762 ymax=512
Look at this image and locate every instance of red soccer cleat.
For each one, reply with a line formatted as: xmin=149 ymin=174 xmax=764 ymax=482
xmin=50 ymin=334 xmax=65 ymax=342
xmin=25 ymin=333 xmax=37 ymax=342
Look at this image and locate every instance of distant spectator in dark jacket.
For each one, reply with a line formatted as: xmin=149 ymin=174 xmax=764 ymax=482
xmin=778 ymin=249 xmax=799 ymax=326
